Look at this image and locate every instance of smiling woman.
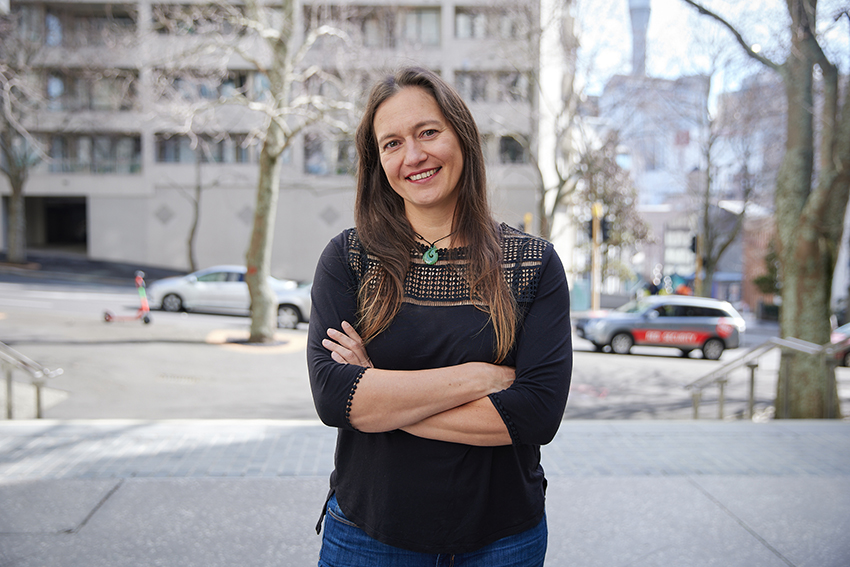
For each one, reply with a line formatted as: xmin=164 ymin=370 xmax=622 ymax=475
xmin=306 ymin=67 xmax=573 ymax=566
xmin=373 ymin=87 xmax=464 ymax=221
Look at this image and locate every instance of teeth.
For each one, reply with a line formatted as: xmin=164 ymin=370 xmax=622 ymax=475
xmin=408 ymin=168 xmax=438 ymax=181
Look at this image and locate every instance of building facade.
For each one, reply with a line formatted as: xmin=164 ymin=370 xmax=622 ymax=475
xmin=2 ymin=0 xmax=547 ymax=281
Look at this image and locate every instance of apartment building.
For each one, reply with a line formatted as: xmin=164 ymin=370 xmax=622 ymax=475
xmin=1 ymin=0 xmax=548 ymax=281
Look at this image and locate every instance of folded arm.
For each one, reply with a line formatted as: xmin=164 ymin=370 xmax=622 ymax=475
xmin=323 ymin=322 xmax=513 ymax=438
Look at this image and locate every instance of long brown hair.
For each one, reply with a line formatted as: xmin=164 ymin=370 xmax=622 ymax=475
xmin=354 ymin=67 xmax=516 ymax=361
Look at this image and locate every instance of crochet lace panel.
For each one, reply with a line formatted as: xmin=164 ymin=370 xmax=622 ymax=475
xmin=346 ymin=224 xmax=547 ymax=307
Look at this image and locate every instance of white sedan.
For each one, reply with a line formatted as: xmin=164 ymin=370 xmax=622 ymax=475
xmin=147 ymin=265 xmax=311 ymax=329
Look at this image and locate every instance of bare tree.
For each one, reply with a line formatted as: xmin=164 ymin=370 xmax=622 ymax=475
xmin=0 ymin=8 xmax=48 ymax=264
xmin=682 ymin=0 xmax=849 ymax=418
xmin=573 ymin=131 xmax=649 ymax=282
xmin=1 ymin=4 xmax=139 ymax=264
xmin=235 ymin=0 xmax=355 ymax=343
xmin=694 ymin=72 xmax=786 ymax=297
xmin=145 ymin=1 xmax=357 ymax=342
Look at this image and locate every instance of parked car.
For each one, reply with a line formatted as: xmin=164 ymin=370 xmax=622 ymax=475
xmin=147 ymin=265 xmax=311 ymax=329
xmin=576 ymin=295 xmax=746 ymax=360
xmin=831 ymin=322 xmax=850 ymax=367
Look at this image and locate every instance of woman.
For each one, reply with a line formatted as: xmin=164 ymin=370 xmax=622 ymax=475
xmin=307 ymin=67 xmax=572 ymax=566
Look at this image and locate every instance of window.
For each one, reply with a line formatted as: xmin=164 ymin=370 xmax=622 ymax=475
xmin=45 ymin=12 xmax=63 ymax=46
xmin=197 ymin=271 xmax=229 ymax=283
xmin=156 ymin=134 xmax=256 ymax=164
xmin=45 ymin=71 xmax=136 ymax=111
xmin=304 ymin=133 xmax=328 ymax=175
xmin=360 ymin=9 xmax=396 ymax=48
xmin=336 ymin=140 xmax=356 ymax=175
xmin=455 ymin=9 xmax=486 ymax=39
xmin=304 ymin=134 xmax=353 ymax=176
xmin=46 ymin=75 xmax=65 ymax=110
xmin=48 ymin=134 xmax=141 ymax=173
xmin=166 ymin=72 xmax=247 ymax=101
xmin=252 ymin=72 xmax=271 ymax=102
xmin=403 ymin=9 xmax=440 ymax=46
xmin=156 ymin=135 xmax=193 ymax=163
xmin=455 ymin=72 xmax=488 ymax=102
xmin=499 ymin=136 xmax=527 ymax=164
xmin=44 ymin=7 xmax=135 ymax=47
xmin=496 ymin=13 xmax=520 ymax=39
xmin=497 ymin=72 xmax=529 ymax=102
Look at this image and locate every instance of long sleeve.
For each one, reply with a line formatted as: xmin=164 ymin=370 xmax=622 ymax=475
xmin=307 ymin=231 xmax=367 ymax=430
xmin=489 ymin=244 xmax=572 ymax=446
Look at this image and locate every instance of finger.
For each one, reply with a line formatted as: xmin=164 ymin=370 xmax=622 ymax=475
xmin=322 ymin=339 xmax=355 ymax=363
xmin=340 ymin=321 xmax=364 ymax=342
xmin=327 ymin=327 xmax=362 ymax=351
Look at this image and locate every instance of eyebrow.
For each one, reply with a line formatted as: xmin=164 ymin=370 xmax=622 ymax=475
xmin=377 ymin=119 xmax=443 ymax=147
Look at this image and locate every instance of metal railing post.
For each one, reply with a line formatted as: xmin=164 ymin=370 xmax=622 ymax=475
xmin=780 ymin=351 xmax=792 ymax=419
xmin=824 ymin=355 xmax=836 ymax=419
xmin=746 ymin=361 xmax=758 ymax=419
xmin=692 ymin=390 xmax=701 ymax=419
xmin=718 ymin=378 xmax=726 ymax=420
xmin=5 ymin=367 xmax=12 ymax=419
xmin=34 ymin=381 xmax=43 ymax=419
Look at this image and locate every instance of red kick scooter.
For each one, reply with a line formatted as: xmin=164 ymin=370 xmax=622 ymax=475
xmin=104 ymin=271 xmax=152 ymax=324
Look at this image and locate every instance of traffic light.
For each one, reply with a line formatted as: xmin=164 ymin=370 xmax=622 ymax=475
xmin=588 ymin=218 xmax=612 ymax=242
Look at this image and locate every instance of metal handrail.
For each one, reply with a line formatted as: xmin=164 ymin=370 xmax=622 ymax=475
xmin=685 ymin=336 xmax=839 ymax=420
xmin=0 ymin=342 xmax=63 ymax=419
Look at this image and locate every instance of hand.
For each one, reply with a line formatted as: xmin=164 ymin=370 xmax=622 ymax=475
xmin=475 ymin=362 xmax=515 ymax=394
xmin=322 ymin=321 xmax=373 ymax=368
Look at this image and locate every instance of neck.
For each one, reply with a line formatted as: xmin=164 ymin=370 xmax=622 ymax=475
xmin=406 ymin=210 xmax=455 ymax=246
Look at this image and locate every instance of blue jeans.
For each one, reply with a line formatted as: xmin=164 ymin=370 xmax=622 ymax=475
xmin=318 ymin=494 xmax=547 ymax=567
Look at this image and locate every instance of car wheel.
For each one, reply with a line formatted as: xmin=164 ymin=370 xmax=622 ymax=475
xmin=703 ymin=338 xmax=725 ymax=360
xmin=277 ymin=305 xmax=301 ymax=329
xmin=610 ymin=333 xmax=633 ymax=355
xmin=161 ymin=294 xmax=183 ymax=312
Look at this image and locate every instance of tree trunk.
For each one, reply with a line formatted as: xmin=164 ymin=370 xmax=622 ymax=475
xmin=245 ymin=121 xmax=284 ymax=343
xmin=187 ymin=155 xmax=202 ymax=272
xmin=6 ymin=181 xmax=26 ymax=264
xmin=773 ymin=4 xmax=843 ymax=418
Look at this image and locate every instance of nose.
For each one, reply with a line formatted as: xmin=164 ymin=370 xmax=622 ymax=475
xmin=403 ymin=139 xmax=426 ymax=165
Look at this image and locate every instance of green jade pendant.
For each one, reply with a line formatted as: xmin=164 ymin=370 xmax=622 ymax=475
xmin=423 ymin=246 xmax=439 ymax=265
xmin=416 ymin=230 xmax=454 ymax=265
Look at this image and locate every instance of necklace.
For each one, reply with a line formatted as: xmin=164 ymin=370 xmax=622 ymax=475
xmin=415 ymin=231 xmax=456 ymax=265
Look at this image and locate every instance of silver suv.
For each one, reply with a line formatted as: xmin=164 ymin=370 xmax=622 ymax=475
xmin=576 ymin=295 xmax=746 ymax=360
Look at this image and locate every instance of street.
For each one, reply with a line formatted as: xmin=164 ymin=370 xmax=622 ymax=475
xmin=1 ymin=279 xmax=846 ymax=421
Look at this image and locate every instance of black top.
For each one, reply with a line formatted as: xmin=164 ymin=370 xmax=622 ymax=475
xmin=308 ymin=224 xmax=572 ymax=554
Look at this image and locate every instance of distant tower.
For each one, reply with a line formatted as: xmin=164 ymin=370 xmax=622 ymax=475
xmin=629 ymin=0 xmax=651 ymax=76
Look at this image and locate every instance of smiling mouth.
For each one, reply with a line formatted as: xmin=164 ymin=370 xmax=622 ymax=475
xmin=407 ymin=167 xmax=440 ymax=182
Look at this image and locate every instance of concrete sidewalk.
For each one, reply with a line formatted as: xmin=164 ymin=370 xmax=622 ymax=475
xmin=2 ymin=419 xmax=848 ymax=567
xmin=1 ymin=255 xmax=848 ymax=566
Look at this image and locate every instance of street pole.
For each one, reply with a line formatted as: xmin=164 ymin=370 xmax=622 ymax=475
xmin=694 ymin=233 xmax=703 ymax=296
xmin=591 ymin=202 xmax=603 ymax=311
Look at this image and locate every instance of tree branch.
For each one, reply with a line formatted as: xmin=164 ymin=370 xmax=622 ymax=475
xmin=679 ymin=0 xmax=781 ymax=72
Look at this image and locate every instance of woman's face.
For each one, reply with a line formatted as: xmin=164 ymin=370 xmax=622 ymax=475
xmin=372 ymin=87 xmax=464 ymax=220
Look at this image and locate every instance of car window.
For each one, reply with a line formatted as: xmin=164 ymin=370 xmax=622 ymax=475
xmin=197 ymin=272 xmax=228 ymax=282
xmin=657 ymin=305 xmax=677 ymax=317
xmin=617 ymin=300 xmax=648 ymax=314
xmin=226 ymin=272 xmax=244 ymax=282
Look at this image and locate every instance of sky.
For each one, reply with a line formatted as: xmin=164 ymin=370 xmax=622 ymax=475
xmin=577 ymin=0 xmax=849 ymax=97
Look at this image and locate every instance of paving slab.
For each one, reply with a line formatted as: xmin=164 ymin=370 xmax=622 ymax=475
xmin=1 ymin=420 xmax=849 ymax=567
